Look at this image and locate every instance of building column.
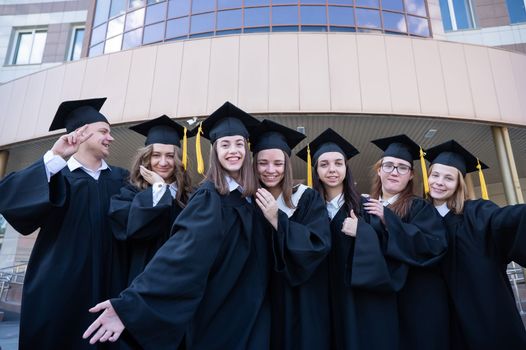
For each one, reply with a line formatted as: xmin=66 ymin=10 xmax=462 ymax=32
xmin=501 ymin=127 xmax=524 ymax=204
xmin=0 ymin=150 xmax=8 ymax=179
xmin=491 ymin=126 xmax=518 ymax=205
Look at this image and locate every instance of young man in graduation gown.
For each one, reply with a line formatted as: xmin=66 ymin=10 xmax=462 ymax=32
xmin=0 ymin=98 xmax=129 ymax=350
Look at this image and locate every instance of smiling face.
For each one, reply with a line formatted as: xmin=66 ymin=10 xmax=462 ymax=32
xmin=377 ymin=156 xmax=414 ymax=197
xmin=150 ymin=143 xmax=176 ymax=181
xmin=216 ymin=135 xmax=246 ymax=178
xmin=428 ymin=163 xmax=460 ymax=206
xmin=256 ymin=149 xmax=285 ymax=191
xmin=316 ymin=151 xmax=346 ymax=192
xmin=80 ymin=121 xmax=114 ymax=160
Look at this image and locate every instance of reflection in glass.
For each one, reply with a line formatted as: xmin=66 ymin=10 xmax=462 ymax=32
xmin=107 ymin=15 xmax=125 ymax=38
xmin=356 ymin=8 xmax=381 ymax=28
xmin=143 ymin=22 xmax=166 ymax=43
xmin=451 ymin=0 xmax=474 ymax=29
xmin=91 ymin=23 xmax=108 ymax=45
xmin=148 ymin=0 xmax=166 ymax=3
xmin=300 ymin=6 xmax=327 ymax=25
xmin=89 ymin=42 xmax=104 ymax=57
xmin=126 ymin=8 xmax=145 ymax=31
xmin=129 ymin=0 xmax=146 ymax=9
xmin=328 ymin=6 xmax=354 ymax=26
xmin=404 ymin=0 xmax=427 ymax=16
xmin=383 ymin=11 xmax=406 ymax=32
xmin=506 ymin=0 xmax=526 ymax=23
xmin=438 ymin=0 xmax=452 ymax=30
xmin=382 ymin=0 xmax=404 ymax=11
xmin=13 ymin=32 xmax=39 ymax=64
xmin=328 ymin=0 xmax=353 ymax=4
xmin=272 ymin=0 xmax=296 ymax=4
xmin=217 ymin=9 xmax=243 ymax=29
xmin=123 ymin=27 xmax=143 ymax=49
xmin=192 ymin=0 xmax=215 ymax=14
xmin=355 ymin=0 xmax=379 ymax=7
xmin=94 ymin=1 xmax=110 ymax=26
xmin=218 ymin=0 xmax=243 ymax=9
xmin=110 ymin=0 xmax=126 ymax=18
xmin=69 ymin=28 xmax=85 ymax=61
xmin=245 ymin=0 xmax=270 ymax=5
xmin=146 ymin=2 xmax=168 ymax=25
xmin=105 ymin=34 xmax=123 ymax=53
xmin=272 ymin=6 xmax=299 ymax=25
xmin=191 ymin=12 xmax=215 ymax=33
xmin=302 ymin=0 xmax=326 ymax=4
xmin=407 ymin=15 xmax=429 ymax=35
xmin=166 ymin=17 xmax=190 ymax=38
xmin=168 ymin=0 xmax=190 ymax=18
xmin=245 ymin=7 xmax=270 ymax=26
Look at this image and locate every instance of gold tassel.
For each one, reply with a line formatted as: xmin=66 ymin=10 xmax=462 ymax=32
xmin=182 ymin=127 xmax=188 ymax=171
xmin=307 ymin=144 xmax=313 ymax=187
xmin=196 ymin=122 xmax=204 ymax=175
xmin=477 ymin=159 xmax=489 ymax=200
xmin=419 ymin=147 xmax=429 ymax=198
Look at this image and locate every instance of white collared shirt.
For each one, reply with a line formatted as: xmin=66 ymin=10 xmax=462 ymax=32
xmin=43 ymin=150 xmax=110 ymax=181
xmin=380 ymin=193 xmax=400 ymax=207
xmin=226 ymin=176 xmax=251 ymax=202
xmin=276 ymin=184 xmax=309 ymax=218
xmin=152 ymin=182 xmax=178 ymax=206
xmin=435 ymin=202 xmax=450 ymax=217
xmin=326 ymin=193 xmax=344 ymax=220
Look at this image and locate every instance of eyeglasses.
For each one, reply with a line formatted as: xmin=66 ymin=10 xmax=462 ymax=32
xmin=381 ymin=162 xmax=412 ymax=175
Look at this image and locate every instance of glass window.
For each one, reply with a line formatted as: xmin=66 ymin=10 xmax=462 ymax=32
xmin=91 ymin=23 xmax=107 ymax=45
xmin=244 ymin=26 xmax=270 ymax=32
xmin=438 ymin=0 xmax=452 ymax=30
xmin=452 ymin=0 xmax=473 ymax=29
xmin=407 ymin=15 xmax=429 ymax=35
xmin=245 ymin=7 xmax=270 ymax=26
xmin=146 ymin=2 xmax=168 ymax=25
xmin=245 ymin=0 xmax=270 ymax=5
xmin=168 ymin=0 xmax=191 ymax=18
xmin=217 ymin=28 xmax=242 ymax=35
xmin=110 ymin=0 xmax=126 ymax=18
xmin=166 ymin=17 xmax=190 ymax=38
xmin=272 ymin=6 xmax=299 ymax=25
xmin=192 ymin=0 xmax=215 ymax=14
xmin=68 ymin=27 xmax=85 ymax=61
xmin=12 ymin=30 xmax=47 ymax=65
xmin=356 ymin=0 xmax=379 ymax=7
xmin=123 ymin=27 xmax=144 ymax=49
xmin=328 ymin=0 xmax=353 ymax=5
xmin=382 ymin=0 xmax=404 ymax=12
xmin=301 ymin=0 xmax=325 ymax=4
xmin=273 ymin=0 xmax=296 ymax=4
xmin=328 ymin=6 xmax=354 ymax=26
xmin=404 ymin=0 xmax=427 ymax=16
xmin=506 ymin=0 xmax=526 ymax=23
xmin=190 ymin=12 xmax=215 ymax=33
xmin=218 ymin=0 xmax=243 ymax=9
xmin=143 ymin=22 xmax=166 ymax=43
xmin=126 ymin=8 xmax=145 ymax=31
xmin=129 ymin=0 xmax=146 ymax=9
xmin=356 ymin=8 xmax=381 ymax=28
xmin=94 ymin=1 xmax=111 ymax=26
xmin=217 ymin=9 xmax=243 ymax=29
xmin=107 ymin=15 xmax=125 ymax=38
xmin=104 ymin=34 xmax=122 ymax=53
xmin=383 ymin=11 xmax=406 ymax=32
xmin=300 ymin=6 xmax=327 ymax=25
xmin=148 ymin=0 xmax=166 ymax=3
xmin=330 ymin=26 xmax=356 ymax=31
xmin=272 ymin=25 xmax=299 ymax=31
xmin=89 ymin=42 xmax=104 ymax=57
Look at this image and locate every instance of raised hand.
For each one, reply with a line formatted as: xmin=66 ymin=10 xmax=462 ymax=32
xmin=140 ymin=165 xmax=164 ymax=185
xmin=341 ymin=209 xmax=358 ymax=237
xmin=363 ymin=198 xmax=385 ymax=224
xmin=255 ymin=188 xmax=279 ymax=230
xmin=51 ymin=124 xmax=93 ymax=158
xmin=82 ymin=300 xmax=124 ymax=344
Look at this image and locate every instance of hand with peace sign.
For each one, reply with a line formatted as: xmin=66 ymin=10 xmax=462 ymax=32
xmin=51 ymin=124 xmax=93 ymax=159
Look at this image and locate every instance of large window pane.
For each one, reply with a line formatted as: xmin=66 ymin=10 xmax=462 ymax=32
xmin=301 ymin=0 xmax=325 ymax=4
xmin=91 ymin=23 xmax=108 ymax=45
xmin=438 ymin=0 xmax=452 ymax=30
xmin=89 ymin=43 xmax=104 ymax=57
xmin=126 ymin=8 xmax=145 ymax=31
xmin=382 ymin=0 xmax=404 ymax=11
xmin=383 ymin=11 xmax=406 ymax=32
xmin=30 ymin=31 xmax=46 ymax=63
xmin=328 ymin=0 xmax=353 ymax=5
xmin=272 ymin=6 xmax=299 ymax=25
xmin=300 ymin=6 xmax=327 ymax=25
xmin=69 ymin=28 xmax=85 ymax=61
xmin=105 ymin=34 xmax=122 ymax=53
xmin=245 ymin=0 xmax=270 ymax=5
xmin=107 ymin=15 xmax=125 ymax=38
xmin=404 ymin=0 xmax=427 ymax=16
xmin=218 ymin=0 xmax=243 ymax=9
xmin=129 ymin=0 xmax=146 ymax=9
xmin=328 ymin=6 xmax=354 ymax=26
xmin=14 ymin=33 xmax=32 ymax=64
xmin=245 ymin=7 xmax=270 ymax=26
xmin=192 ymin=0 xmax=215 ymax=14
xmin=217 ymin=9 xmax=242 ymax=29
xmin=506 ymin=0 xmax=526 ymax=23
xmin=146 ymin=2 xmax=168 ymax=25
xmin=168 ymin=0 xmax=191 ymax=18
xmin=190 ymin=12 xmax=215 ymax=33
xmin=356 ymin=0 xmax=379 ymax=7
xmin=110 ymin=0 xmax=126 ymax=18
xmin=143 ymin=22 xmax=166 ymax=43
xmin=273 ymin=0 xmax=296 ymax=4
xmin=166 ymin=17 xmax=190 ymax=38
xmin=94 ymin=1 xmax=111 ymax=26
xmin=452 ymin=0 xmax=474 ymax=29
xmin=356 ymin=8 xmax=381 ymax=28
xmin=123 ymin=27 xmax=144 ymax=49
xmin=407 ymin=15 xmax=429 ymax=35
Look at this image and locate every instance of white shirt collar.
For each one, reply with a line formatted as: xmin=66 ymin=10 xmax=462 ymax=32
xmin=326 ymin=193 xmax=344 ymax=220
xmin=226 ymin=176 xmax=250 ymax=202
xmin=380 ymin=193 xmax=400 ymax=207
xmin=277 ymin=184 xmax=309 ymax=218
xmin=435 ymin=202 xmax=450 ymax=217
xmin=67 ymin=156 xmax=110 ymax=180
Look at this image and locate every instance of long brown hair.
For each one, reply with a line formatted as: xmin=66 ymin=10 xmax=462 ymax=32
xmin=314 ymin=162 xmax=361 ymax=215
xmin=429 ymin=164 xmax=468 ymax=215
xmin=205 ymin=139 xmax=257 ymax=197
xmin=129 ymin=144 xmax=192 ymax=207
xmin=371 ymin=158 xmax=414 ymax=218
xmin=253 ymin=150 xmax=295 ymax=209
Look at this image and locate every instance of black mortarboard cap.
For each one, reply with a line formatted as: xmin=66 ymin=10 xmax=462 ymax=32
xmin=49 ymin=98 xmax=108 ymax=133
xmin=252 ymin=119 xmax=306 ymax=156
xmin=130 ymin=115 xmax=193 ymax=146
xmin=371 ymin=134 xmax=421 ymax=164
xmin=297 ymin=128 xmax=359 ymax=163
xmin=425 ymin=140 xmax=488 ymax=176
xmin=199 ymin=101 xmax=260 ymax=143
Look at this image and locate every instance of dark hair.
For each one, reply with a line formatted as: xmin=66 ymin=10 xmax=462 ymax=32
xmin=205 ymin=139 xmax=257 ymax=197
xmin=253 ymin=150 xmax=295 ymax=209
xmin=371 ymin=158 xmax=414 ymax=218
xmin=129 ymin=144 xmax=192 ymax=207
xmin=314 ymin=161 xmax=361 ymax=215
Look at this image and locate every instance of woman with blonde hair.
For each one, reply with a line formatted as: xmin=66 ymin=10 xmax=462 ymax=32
xmin=426 ymin=140 xmax=526 ymax=350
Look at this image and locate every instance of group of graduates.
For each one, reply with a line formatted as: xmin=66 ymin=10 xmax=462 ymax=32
xmin=0 ymin=97 xmax=525 ymax=350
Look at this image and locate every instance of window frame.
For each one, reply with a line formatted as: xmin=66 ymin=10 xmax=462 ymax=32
xmin=9 ymin=27 xmax=48 ymax=65
xmin=67 ymin=25 xmax=86 ymax=61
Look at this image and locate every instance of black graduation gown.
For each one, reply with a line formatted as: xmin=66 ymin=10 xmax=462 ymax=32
xmin=0 ymin=159 xmax=128 ymax=350
xmin=111 ymin=181 xmax=271 ymax=350
xmin=268 ymin=188 xmax=332 ymax=350
xmin=441 ymin=199 xmax=526 ymax=350
xmin=109 ymin=184 xmax=183 ymax=285
xmin=381 ymin=197 xmax=449 ymax=350
xmin=330 ymin=200 xmax=407 ymax=350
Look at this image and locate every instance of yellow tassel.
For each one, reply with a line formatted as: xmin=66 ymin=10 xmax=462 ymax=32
xmin=196 ymin=122 xmax=204 ymax=175
xmin=419 ymin=147 xmax=429 ymax=198
xmin=477 ymin=159 xmax=489 ymax=200
xmin=182 ymin=127 xmax=188 ymax=171
xmin=307 ymin=144 xmax=313 ymax=187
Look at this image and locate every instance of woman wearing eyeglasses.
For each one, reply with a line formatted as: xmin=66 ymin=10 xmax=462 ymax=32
xmin=366 ymin=135 xmax=448 ymax=350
